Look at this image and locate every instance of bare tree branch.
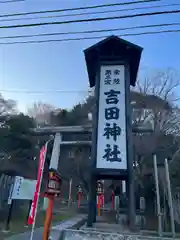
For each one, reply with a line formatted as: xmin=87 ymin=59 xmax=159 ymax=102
xmin=27 ymin=101 xmax=55 ymax=126
xmin=133 ymin=68 xmax=180 ymax=188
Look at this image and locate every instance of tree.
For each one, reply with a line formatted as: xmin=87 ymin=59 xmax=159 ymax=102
xmin=133 ymin=69 xmax=180 ymax=157
xmin=134 ymin=68 xmax=180 ymax=130
xmin=0 ymin=94 xmax=17 ymax=131
xmin=50 ymin=109 xmax=73 ymax=126
xmin=0 ymin=110 xmax=37 ymax=210
xmin=0 ymin=93 xmax=18 ymax=171
xmin=32 ymin=69 xmax=180 ymax=196
xmin=27 ymin=102 xmax=55 ymax=126
xmin=70 ymin=146 xmax=91 ymax=192
xmin=49 ymin=94 xmax=94 ymax=126
xmin=0 ymin=93 xmax=17 ymax=117
xmin=132 ymin=69 xmax=180 ymax=206
xmin=0 ymin=113 xmax=37 ymax=177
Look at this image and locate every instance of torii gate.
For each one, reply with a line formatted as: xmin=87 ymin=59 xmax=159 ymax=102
xmin=32 ymin=125 xmax=92 ymax=170
xmin=31 ymin=122 xmax=152 ymax=239
xmin=32 ymin=124 xmax=152 ymax=171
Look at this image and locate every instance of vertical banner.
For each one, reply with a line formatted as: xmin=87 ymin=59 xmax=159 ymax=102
xmin=96 ymin=65 xmax=127 ymax=170
xmin=28 ymin=145 xmax=47 ymax=225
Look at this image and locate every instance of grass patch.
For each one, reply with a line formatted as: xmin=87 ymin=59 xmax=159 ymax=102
xmin=0 ymin=208 xmax=75 ymax=239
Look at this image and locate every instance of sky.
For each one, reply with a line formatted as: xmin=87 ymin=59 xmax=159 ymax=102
xmin=0 ymin=0 xmax=180 ymax=113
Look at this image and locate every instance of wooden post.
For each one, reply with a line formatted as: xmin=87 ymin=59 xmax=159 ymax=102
xmin=112 ymin=191 xmax=115 ymax=210
xmin=25 ymin=200 xmax=33 ymax=227
xmin=92 ymin=177 xmax=97 ymax=223
xmin=165 ymin=158 xmax=175 ymax=238
xmin=3 ymin=200 xmax=14 ymax=232
xmin=97 ymin=195 xmax=101 ymax=217
xmin=42 ymin=196 xmax=54 ymax=240
xmin=153 ymin=154 xmax=163 ymax=237
xmin=77 ymin=192 xmax=81 ymax=209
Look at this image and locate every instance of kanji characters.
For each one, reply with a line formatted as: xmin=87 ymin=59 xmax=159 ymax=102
xmin=113 ymin=69 xmax=120 ymax=84
xmin=103 ymin=144 xmax=122 ymax=162
xmin=101 ymin=67 xmax=123 ymax=164
xmin=104 ymin=69 xmax=120 ymax=85
xmin=114 ymin=69 xmax=120 ymax=75
xmin=104 ymin=69 xmax=111 ymax=84
xmin=105 ymin=79 xmax=111 ymax=85
xmin=103 ymin=123 xmax=121 ymax=141
xmin=105 ymin=107 xmax=119 ymax=120
xmin=104 ymin=89 xmax=120 ymax=104
xmin=113 ymin=78 xmax=120 ymax=84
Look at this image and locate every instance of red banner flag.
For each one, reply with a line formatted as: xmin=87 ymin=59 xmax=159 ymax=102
xmin=28 ymin=144 xmax=47 ymax=225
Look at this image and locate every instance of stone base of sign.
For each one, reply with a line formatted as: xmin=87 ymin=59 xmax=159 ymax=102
xmin=61 ymin=229 xmax=138 ymax=240
xmin=60 ymin=229 xmax=179 ymax=240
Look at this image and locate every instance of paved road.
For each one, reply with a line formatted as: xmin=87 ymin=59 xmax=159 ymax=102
xmin=5 ymin=215 xmax=86 ymax=240
xmin=5 ymin=227 xmax=49 ymax=240
xmin=5 ymin=228 xmax=61 ymax=240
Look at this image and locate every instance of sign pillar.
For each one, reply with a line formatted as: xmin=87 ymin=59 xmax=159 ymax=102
xmin=84 ymin=36 xmax=142 ymax=229
xmin=125 ymin=65 xmax=135 ymax=229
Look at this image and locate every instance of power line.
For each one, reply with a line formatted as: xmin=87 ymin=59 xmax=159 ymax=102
xmin=0 ymin=22 xmax=180 ymax=40
xmin=1 ymin=2 xmax=178 ymax=23
xmin=0 ymin=0 xmax=24 ymax=3
xmin=0 ymin=89 xmax=91 ymax=93
xmin=0 ymin=9 xmax=180 ymax=30
xmin=0 ymin=0 xmax=160 ymax=18
xmin=1 ymin=29 xmax=180 ymax=45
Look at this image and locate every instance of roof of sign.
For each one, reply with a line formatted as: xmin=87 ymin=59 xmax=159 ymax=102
xmin=84 ymin=35 xmax=143 ymax=87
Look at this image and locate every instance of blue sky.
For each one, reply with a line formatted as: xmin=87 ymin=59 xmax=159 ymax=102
xmin=0 ymin=0 xmax=180 ymax=112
